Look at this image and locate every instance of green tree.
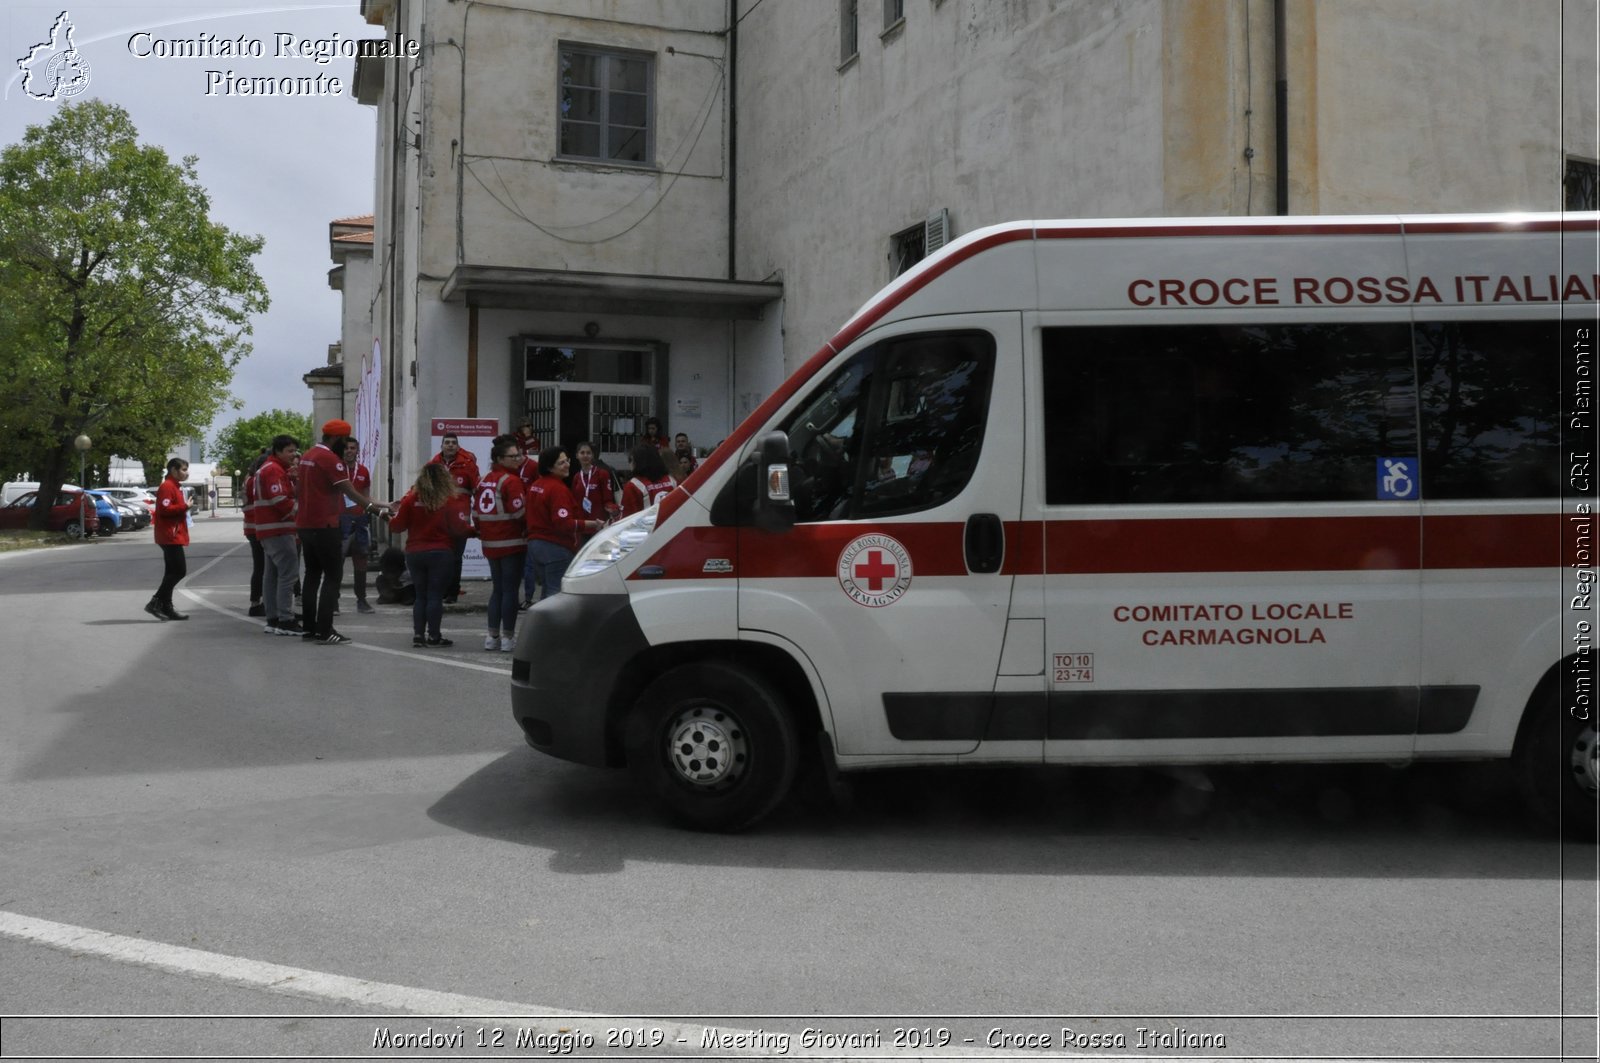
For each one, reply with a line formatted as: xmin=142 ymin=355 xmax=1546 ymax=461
xmin=211 ymin=408 xmax=314 ymax=482
xmin=0 ymin=99 xmax=268 ymax=526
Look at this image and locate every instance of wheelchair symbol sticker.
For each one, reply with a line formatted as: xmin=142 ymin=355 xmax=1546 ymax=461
xmin=1377 ymin=458 xmax=1417 ymax=500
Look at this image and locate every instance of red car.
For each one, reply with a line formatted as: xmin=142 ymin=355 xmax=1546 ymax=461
xmin=0 ymin=489 xmax=101 ymax=538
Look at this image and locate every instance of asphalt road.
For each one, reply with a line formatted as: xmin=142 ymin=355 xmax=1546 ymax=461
xmin=0 ymin=515 xmax=1595 ymax=1060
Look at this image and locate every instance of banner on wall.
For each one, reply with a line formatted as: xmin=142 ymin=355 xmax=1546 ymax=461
xmin=353 ymin=340 xmax=383 ymax=485
xmin=429 ymin=417 xmax=500 ymax=579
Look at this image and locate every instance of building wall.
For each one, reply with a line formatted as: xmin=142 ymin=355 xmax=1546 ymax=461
xmin=1302 ymin=0 xmax=1592 ymax=213
xmin=734 ymin=0 xmax=1172 ymax=376
xmin=734 ymin=0 xmax=1598 ymax=375
xmin=419 ymin=0 xmax=730 ymax=280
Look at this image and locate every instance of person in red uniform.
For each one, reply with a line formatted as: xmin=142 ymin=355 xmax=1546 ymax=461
xmin=570 ymin=440 xmax=618 ymax=542
xmin=620 ymin=443 xmax=677 ymax=516
xmin=296 ymin=419 xmax=390 ymax=645
xmin=430 ymin=432 xmax=480 ymax=603
xmin=525 ymin=446 xmax=603 ymax=600
xmin=389 ymin=462 xmax=473 ymax=647
xmin=475 ymin=435 xmax=528 ymax=651
xmin=241 ymin=448 xmax=268 ymax=616
xmin=640 ymin=416 xmax=670 ymax=452
xmin=146 ymin=458 xmax=191 ymax=621
xmin=255 ymin=434 xmax=301 ymax=635
xmin=512 ymin=418 xmax=541 ymax=461
xmin=515 ymin=445 xmax=544 ymax=607
xmin=339 ymin=438 xmax=376 ymax=614
xmin=673 ymin=433 xmax=699 ymax=477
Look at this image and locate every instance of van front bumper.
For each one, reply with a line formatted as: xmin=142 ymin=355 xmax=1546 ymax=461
xmin=509 ymin=591 xmax=648 ymax=767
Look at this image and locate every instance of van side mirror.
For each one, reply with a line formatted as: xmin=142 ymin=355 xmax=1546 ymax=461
xmin=755 ymin=430 xmax=796 ymax=533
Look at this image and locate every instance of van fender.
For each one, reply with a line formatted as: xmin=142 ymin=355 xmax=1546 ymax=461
xmin=735 ymin=627 xmax=838 ymax=744
xmin=1420 ymin=611 xmax=1566 ymax=756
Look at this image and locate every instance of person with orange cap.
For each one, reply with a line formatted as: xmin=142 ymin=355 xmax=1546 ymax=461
xmin=296 ymin=419 xmax=391 ymax=645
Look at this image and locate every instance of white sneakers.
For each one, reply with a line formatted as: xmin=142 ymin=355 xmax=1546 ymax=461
xmin=484 ymin=633 xmax=499 ymax=651
xmin=500 ymin=635 xmax=515 ymax=652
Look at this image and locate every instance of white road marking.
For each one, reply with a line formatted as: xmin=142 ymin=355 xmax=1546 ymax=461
xmin=0 ymin=908 xmax=582 ymax=1017
xmin=176 ymin=552 xmax=508 ymax=676
xmin=0 ymin=911 xmax=826 ymax=1056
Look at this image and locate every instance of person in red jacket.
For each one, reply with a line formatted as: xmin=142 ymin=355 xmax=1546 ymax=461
xmin=146 ymin=458 xmax=191 ymax=621
xmin=430 ymin=432 xmax=480 ymax=603
xmin=525 ymin=446 xmax=603 ymax=601
xmin=620 ymin=443 xmax=677 ymax=516
xmin=475 ymin=435 xmax=527 ymax=651
xmin=570 ymin=440 xmax=618 ymax=542
xmin=241 ymin=448 xmax=268 ymax=617
xmin=254 ymin=434 xmax=302 ymax=635
xmin=297 ymin=419 xmax=390 ymax=646
xmin=389 ymin=462 xmax=473 ymax=647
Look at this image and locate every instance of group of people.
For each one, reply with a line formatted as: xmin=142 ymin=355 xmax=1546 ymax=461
xmin=390 ymin=420 xmax=690 ymax=651
xmin=147 ymin=415 xmax=698 ymax=651
xmin=149 ymin=418 xmax=388 ymax=645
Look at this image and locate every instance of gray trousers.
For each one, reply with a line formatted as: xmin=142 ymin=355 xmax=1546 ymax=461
xmin=260 ymin=533 xmax=299 ymax=622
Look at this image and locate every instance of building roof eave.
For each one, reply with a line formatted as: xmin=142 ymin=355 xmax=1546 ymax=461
xmin=440 ymin=265 xmax=783 ymax=321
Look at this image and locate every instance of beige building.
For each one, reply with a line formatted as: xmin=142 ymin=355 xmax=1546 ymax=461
xmin=345 ymin=0 xmax=1598 ymax=496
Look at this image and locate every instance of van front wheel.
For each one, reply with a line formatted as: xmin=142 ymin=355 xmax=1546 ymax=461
xmin=1514 ymin=687 xmax=1598 ymax=841
xmin=624 ymin=662 xmax=798 ymax=832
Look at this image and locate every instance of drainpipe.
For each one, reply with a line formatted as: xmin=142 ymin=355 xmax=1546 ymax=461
xmin=726 ymin=0 xmax=737 ymax=281
xmin=1274 ymin=0 xmax=1288 ymax=215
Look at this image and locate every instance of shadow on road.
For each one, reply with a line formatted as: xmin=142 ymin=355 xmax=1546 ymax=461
xmin=427 ymin=747 xmax=1585 ymax=880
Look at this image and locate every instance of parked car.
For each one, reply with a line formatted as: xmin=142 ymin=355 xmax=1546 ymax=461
xmin=89 ymin=490 xmax=148 ymax=532
xmin=98 ymin=486 xmax=157 ymax=515
xmin=0 ymin=490 xmax=100 ymax=538
xmin=89 ymin=493 xmax=122 ymax=535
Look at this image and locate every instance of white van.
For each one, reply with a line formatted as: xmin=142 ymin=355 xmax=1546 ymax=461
xmin=511 ymin=213 xmax=1599 ymax=833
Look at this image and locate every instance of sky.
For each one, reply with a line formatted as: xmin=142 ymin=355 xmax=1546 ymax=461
xmin=1 ymin=1 xmax=378 ymax=450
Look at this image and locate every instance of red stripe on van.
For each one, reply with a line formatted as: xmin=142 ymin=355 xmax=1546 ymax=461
xmin=632 ymin=512 xmax=1561 ymax=581
xmin=1044 ymin=516 xmax=1420 ymax=573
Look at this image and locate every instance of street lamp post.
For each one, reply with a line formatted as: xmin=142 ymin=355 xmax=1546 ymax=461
xmin=73 ymin=434 xmax=91 ymax=539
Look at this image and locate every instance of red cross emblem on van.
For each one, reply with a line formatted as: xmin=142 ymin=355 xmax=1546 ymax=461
xmin=837 ymin=533 xmax=914 ymax=607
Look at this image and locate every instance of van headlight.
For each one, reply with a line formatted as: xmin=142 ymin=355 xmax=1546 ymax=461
xmin=567 ymin=507 xmax=657 ymax=578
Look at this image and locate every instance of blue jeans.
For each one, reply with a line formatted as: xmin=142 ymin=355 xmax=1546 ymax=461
xmin=526 ymin=539 xmax=574 ymax=599
xmin=405 ymin=549 xmax=452 ymax=639
xmin=487 ymin=551 xmax=525 ymax=633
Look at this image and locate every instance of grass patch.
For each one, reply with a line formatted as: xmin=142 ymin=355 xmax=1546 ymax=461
xmin=0 ymin=531 xmax=73 ymax=552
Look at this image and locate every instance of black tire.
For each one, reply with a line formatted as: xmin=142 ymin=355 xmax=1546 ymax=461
xmin=64 ymin=520 xmax=82 ymax=540
xmin=1514 ymin=685 xmax=1599 ymax=842
xmin=623 ymin=661 xmax=798 ymax=832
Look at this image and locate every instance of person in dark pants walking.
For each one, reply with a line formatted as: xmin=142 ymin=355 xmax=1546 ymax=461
xmin=296 ymin=419 xmax=390 ymax=645
xmin=146 ymin=458 xmax=191 ymax=621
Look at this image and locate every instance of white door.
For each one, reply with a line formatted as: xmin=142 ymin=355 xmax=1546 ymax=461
xmin=737 ymin=314 xmax=1031 ymax=760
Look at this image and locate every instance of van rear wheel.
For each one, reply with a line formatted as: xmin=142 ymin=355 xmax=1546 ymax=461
xmin=1514 ymin=686 xmax=1598 ymax=841
xmin=624 ymin=661 xmax=798 ymax=832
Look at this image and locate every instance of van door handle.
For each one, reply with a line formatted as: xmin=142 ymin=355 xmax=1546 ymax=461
xmin=965 ymin=513 xmax=1004 ymax=574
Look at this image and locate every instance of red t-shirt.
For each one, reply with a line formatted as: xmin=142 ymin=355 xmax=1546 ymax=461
xmin=342 ymin=462 xmax=372 ymax=520
xmin=526 ymin=474 xmax=582 ymax=549
xmin=571 ymin=464 xmax=617 ymax=520
xmin=153 ymin=476 xmax=190 ymax=546
xmin=296 ymin=443 xmax=350 ymax=529
xmin=390 ymin=491 xmax=472 ymax=552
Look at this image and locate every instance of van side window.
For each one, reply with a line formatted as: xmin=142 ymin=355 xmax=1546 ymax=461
xmin=1042 ymin=323 xmax=1416 ymax=505
xmin=780 ymin=331 xmax=996 ymax=521
xmin=1416 ymin=320 xmax=1561 ymax=498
